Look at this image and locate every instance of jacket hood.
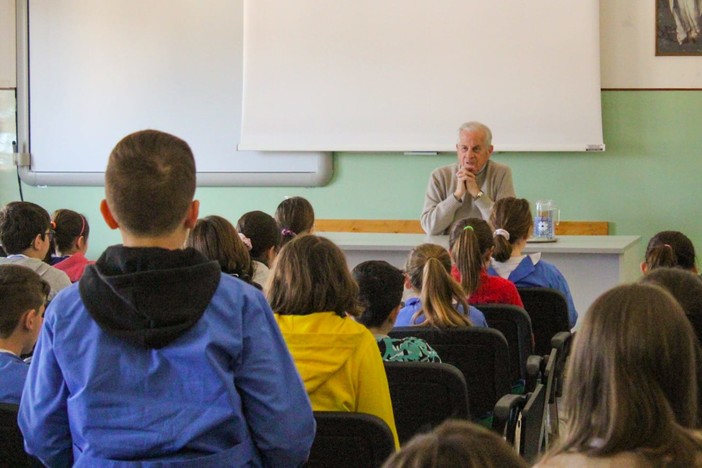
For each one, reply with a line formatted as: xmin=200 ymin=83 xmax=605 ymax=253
xmin=275 ymin=312 xmax=371 ymax=394
xmin=79 ymin=245 xmax=221 ymax=349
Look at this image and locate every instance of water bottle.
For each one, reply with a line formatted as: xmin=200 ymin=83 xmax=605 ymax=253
xmin=534 ymin=200 xmax=559 ymax=240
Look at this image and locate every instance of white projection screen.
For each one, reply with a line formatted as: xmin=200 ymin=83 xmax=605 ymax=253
xmin=240 ymin=0 xmax=604 ymax=153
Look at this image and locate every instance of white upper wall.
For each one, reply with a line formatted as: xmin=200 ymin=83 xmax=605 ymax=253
xmin=1 ymin=1 xmax=697 ymax=91
xmin=601 ymin=0 xmax=702 ymax=88
xmin=0 ymin=0 xmax=16 ymax=87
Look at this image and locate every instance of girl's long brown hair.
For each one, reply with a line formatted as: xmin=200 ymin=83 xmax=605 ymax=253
xmin=544 ymin=283 xmax=702 ymax=465
xmin=267 ymin=234 xmax=360 ymax=318
xmin=185 ymin=215 xmax=254 ymax=283
xmin=405 ymin=243 xmax=471 ymax=328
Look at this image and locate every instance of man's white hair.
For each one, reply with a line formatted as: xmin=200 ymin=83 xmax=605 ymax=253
xmin=457 ymin=121 xmax=492 ymax=146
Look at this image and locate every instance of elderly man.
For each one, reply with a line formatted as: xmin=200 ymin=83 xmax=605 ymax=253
xmin=420 ymin=122 xmax=515 ymax=235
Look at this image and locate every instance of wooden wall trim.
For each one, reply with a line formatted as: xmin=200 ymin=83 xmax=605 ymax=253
xmin=315 ymin=219 xmax=609 ymax=235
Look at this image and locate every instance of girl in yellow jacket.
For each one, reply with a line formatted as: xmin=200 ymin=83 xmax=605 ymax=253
xmin=268 ymin=234 xmax=399 ymax=448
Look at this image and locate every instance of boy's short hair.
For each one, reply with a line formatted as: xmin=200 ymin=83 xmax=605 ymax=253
xmin=0 ymin=201 xmax=51 ymax=254
xmin=353 ymin=260 xmax=404 ymax=328
xmin=106 ymin=130 xmax=196 ymax=236
xmin=0 ymin=265 xmax=50 ymax=338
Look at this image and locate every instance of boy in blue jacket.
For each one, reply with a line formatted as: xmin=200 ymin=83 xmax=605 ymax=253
xmin=0 ymin=265 xmax=49 ymax=405
xmin=19 ymin=130 xmax=315 ymax=467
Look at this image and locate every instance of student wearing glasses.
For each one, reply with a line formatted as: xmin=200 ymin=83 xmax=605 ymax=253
xmin=0 ymin=201 xmax=71 ymax=300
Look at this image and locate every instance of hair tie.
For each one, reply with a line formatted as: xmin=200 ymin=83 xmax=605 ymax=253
xmin=463 ymin=225 xmax=474 ymax=231
xmin=78 ymin=215 xmax=86 ymax=237
xmin=663 ymin=243 xmax=672 ymax=249
xmin=281 ymin=228 xmax=296 ymax=237
xmin=494 ymin=228 xmax=510 ymax=241
xmin=238 ymin=233 xmax=253 ymax=251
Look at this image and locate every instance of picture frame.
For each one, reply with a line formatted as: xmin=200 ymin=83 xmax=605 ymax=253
xmin=656 ymin=0 xmax=702 ymax=55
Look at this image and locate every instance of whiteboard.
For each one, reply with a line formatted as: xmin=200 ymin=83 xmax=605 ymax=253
xmin=17 ymin=0 xmax=331 ymax=186
xmin=240 ymin=0 xmax=604 ymax=153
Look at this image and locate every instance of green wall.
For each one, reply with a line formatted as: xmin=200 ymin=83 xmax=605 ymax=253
xmin=1 ymin=90 xmax=700 ymax=262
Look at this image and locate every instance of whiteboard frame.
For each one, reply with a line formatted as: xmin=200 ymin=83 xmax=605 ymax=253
xmin=14 ymin=0 xmax=332 ymax=187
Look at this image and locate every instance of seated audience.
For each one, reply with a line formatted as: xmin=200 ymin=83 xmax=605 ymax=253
xmin=236 ymin=210 xmax=281 ymax=286
xmin=50 ymin=209 xmax=94 ymax=282
xmin=268 ymin=234 xmax=399 ymax=447
xmin=537 ymin=283 xmax=702 ymax=467
xmin=382 ymin=419 xmax=527 ymax=468
xmin=641 ymin=230 xmax=698 ymax=274
xmin=0 ymin=265 xmax=49 ymax=404
xmin=396 ymin=243 xmax=487 ymax=328
xmin=0 ymin=201 xmax=71 ymax=300
xmin=640 ymin=267 xmax=702 ymax=345
xmin=275 ymin=196 xmax=315 ymax=246
xmin=18 ymin=130 xmax=314 ymax=467
xmin=488 ymin=197 xmax=577 ymax=328
xmin=185 ymin=215 xmax=259 ymax=288
xmin=449 ymin=217 xmax=524 ymax=307
xmin=353 ymin=260 xmax=441 ymax=363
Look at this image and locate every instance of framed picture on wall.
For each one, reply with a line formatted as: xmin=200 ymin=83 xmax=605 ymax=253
xmin=656 ymin=0 xmax=702 ymax=55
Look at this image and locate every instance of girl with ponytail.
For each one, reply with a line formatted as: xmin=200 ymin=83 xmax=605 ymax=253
xmin=50 ymin=209 xmax=94 ymax=282
xmin=275 ymin=196 xmax=315 ymax=247
xmin=487 ymin=197 xmax=578 ymax=327
xmin=641 ymin=230 xmax=697 ymax=274
xmin=394 ymin=243 xmax=487 ymax=328
xmin=449 ymin=218 xmax=523 ymax=307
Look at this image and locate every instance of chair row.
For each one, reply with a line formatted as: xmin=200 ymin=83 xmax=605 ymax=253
xmin=307 ymin=329 xmax=574 ymax=467
xmin=390 ymin=286 xmax=571 ymax=421
xmin=2 ymin=332 xmax=573 ymax=468
xmin=1 ymin=289 xmax=570 ymax=466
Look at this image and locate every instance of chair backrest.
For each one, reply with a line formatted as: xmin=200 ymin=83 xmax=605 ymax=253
xmin=477 ymin=304 xmax=533 ymax=384
xmin=0 ymin=402 xmax=35 ymax=468
xmin=383 ymin=361 xmax=470 ymax=444
xmin=305 ymin=411 xmax=396 ymax=468
xmin=389 ymin=327 xmax=511 ymax=419
xmin=543 ymin=348 xmax=557 ymax=401
xmin=550 ymin=331 xmax=573 ymax=399
xmin=517 ymin=288 xmax=570 ymax=355
xmin=519 ymin=382 xmax=547 ymax=463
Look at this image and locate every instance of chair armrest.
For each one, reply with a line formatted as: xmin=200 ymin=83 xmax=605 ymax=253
xmin=525 ymin=355 xmax=544 ymax=393
xmin=551 ymin=331 xmax=572 ymax=352
xmin=493 ymin=393 xmax=527 ymax=444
